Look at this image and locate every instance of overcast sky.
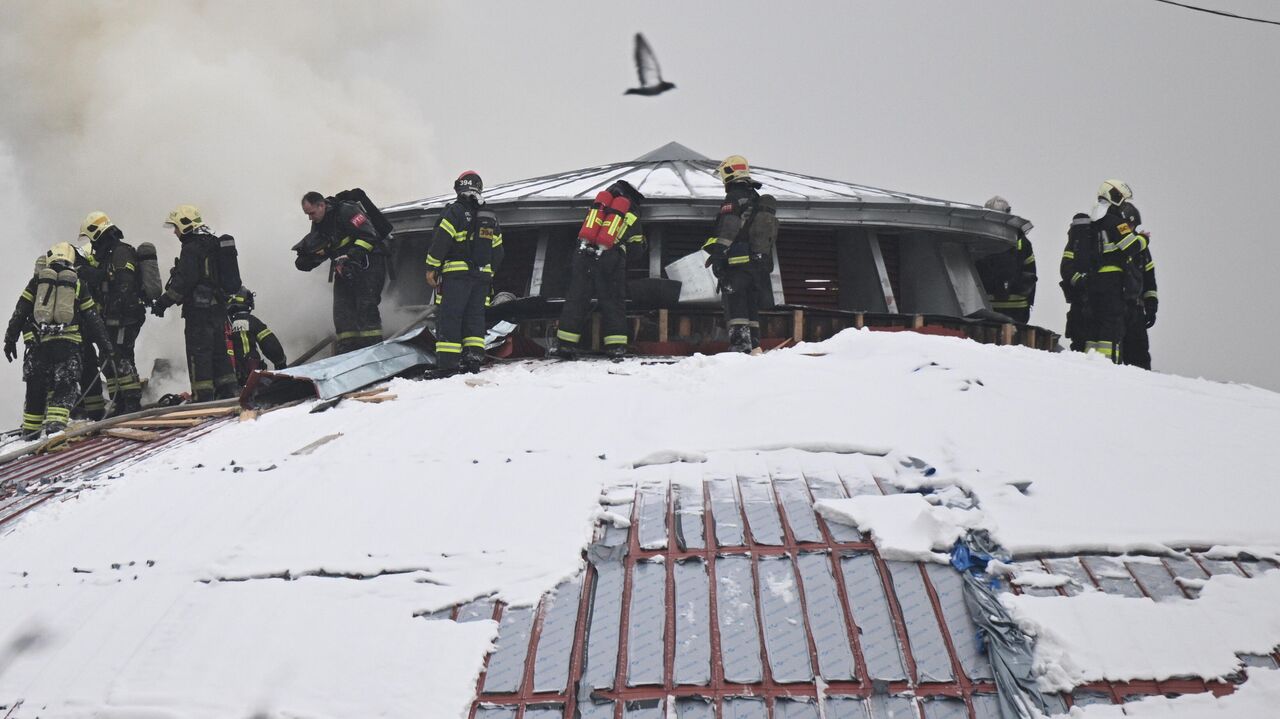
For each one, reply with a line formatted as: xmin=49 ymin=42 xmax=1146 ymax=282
xmin=2 ymin=0 xmax=1278 ymax=418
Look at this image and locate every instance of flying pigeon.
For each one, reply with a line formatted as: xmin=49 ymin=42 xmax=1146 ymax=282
xmin=625 ymin=33 xmax=676 ymax=96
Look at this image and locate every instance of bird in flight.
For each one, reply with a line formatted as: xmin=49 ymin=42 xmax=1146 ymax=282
xmin=625 ymin=33 xmax=676 ymax=96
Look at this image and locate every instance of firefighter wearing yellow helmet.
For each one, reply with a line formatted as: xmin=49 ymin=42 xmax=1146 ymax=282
xmin=3 ymin=243 xmax=111 ymax=437
xmin=703 ymin=154 xmax=778 ymax=353
xmin=72 ymin=211 xmax=150 ymax=416
xmin=153 ymin=204 xmax=240 ymax=401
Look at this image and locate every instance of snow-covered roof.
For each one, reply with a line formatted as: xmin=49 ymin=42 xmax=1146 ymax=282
xmin=2 ymin=330 xmax=1279 ymax=716
xmin=383 ymin=142 xmax=1032 ymax=243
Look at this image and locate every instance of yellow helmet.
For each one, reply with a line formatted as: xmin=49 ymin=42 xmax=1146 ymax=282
xmin=164 ymin=204 xmax=205 ymax=234
xmin=1098 ymin=179 xmax=1133 ymax=206
xmin=716 ymin=154 xmax=752 ymax=184
xmin=47 ymin=241 xmax=78 ymax=267
xmin=79 ymin=211 xmax=115 ymax=242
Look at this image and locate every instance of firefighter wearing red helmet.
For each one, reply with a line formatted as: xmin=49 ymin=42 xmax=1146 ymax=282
xmin=425 ymin=171 xmax=504 ymax=374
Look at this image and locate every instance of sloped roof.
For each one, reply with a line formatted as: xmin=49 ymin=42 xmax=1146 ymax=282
xmin=386 ymin=142 xmax=980 ymax=211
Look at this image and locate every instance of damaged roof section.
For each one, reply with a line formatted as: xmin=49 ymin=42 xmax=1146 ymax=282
xmin=428 ymin=452 xmax=1279 ymax=718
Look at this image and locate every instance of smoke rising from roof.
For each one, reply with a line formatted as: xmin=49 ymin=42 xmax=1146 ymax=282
xmin=0 ymin=1 xmax=437 ymax=407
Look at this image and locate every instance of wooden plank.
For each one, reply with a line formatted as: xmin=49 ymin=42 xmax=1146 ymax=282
xmin=792 ymin=309 xmax=805 ymax=343
xmin=239 ymin=409 xmax=260 ymax=423
xmin=291 ymin=433 xmax=344 ymax=456
xmin=103 ymin=428 xmax=162 ymax=442
xmin=1022 ymin=327 xmax=1036 ymax=347
xmin=658 ymin=309 xmax=669 ymax=343
xmin=912 ymin=314 xmax=925 ymax=329
xmin=1001 ymin=323 xmax=1015 ymax=345
xmin=678 ymin=316 xmax=692 ymax=339
xmin=156 ymin=406 xmax=239 ymax=420
xmin=346 ymin=387 xmax=389 ymax=399
xmin=855 ymin=312 xmax=865 ymax=329
xmin=117 ymin=418 xmax=206 ymax=429
xmin=352 ymin=394 xmax=397 ymax=404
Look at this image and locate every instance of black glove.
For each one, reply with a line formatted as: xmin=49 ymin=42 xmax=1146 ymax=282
xmin=334 ymin=254 xmax=366 ymax=281
xmin=151 ymin=296 xmax=174 ymax=317
xmin=275 ymin=360 xmax=288 ymax=371
xmin=3 ymin=338 xmax=16 ymax=363
xmin=97 ymin=342 xmax=115 ymax=362
xmin=1144 ymin=299 xmax=1158 ymax=328
xmin=704 ymin=245 xmax=727 ymax=278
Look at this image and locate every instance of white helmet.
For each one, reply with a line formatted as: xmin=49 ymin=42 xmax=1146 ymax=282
xmin=1098 ymin=179 xmax=1133 ymax=206
xmin=984 ymin=195 xmax=1011 ymax=213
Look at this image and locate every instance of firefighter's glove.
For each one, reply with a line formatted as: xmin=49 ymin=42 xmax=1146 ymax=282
xmin=96 ymin=341 xmax=115 ymax=361
xmin=231 ymin=318 xmax=250 ymax=334
xmin=425 ymin=270 xmax=441 ymax=288
xmin=1144 ymin=299 xmax=1158 ymax=328
xmin=151 ymin=296 xmax=174 ymax=317
xmin=3 ymin=338 xmax=16 ymax=363
xmin=704 ymin=245 xmax=728 ymax=278
xmin=275 ymin=360 xmax=288 ymax=371
xmin=334 ymin=255 xmax=355 ymax=281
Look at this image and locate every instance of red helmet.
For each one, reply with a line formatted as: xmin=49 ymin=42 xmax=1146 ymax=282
xmin=454 ymin=171 xmax=483 ymax=196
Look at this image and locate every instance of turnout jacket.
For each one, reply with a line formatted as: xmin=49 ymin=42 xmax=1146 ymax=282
xmin=296 ymin=200 xmax=384 ymax=272
xmin=425 ymin=198 xmax=504 ymax=275
xmin=163 ymin=228 xmax=225 ymax=314
xmin=976 ymin=232 xmax=1037 ymax=312
xmin=5 ymin=277 xmax=108 ymax=347
xmin=1066 ymin=204 xmax=1148 ymax=298
xmin=231 ymin=313 xmax=286 ymax=375
xmin=83 ymin=228 xmax=145 ymax=327
xmin=703 ymin=180 xmax=763 ymax=265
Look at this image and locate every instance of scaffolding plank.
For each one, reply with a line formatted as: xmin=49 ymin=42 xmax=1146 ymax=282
xmin=757 ymin=555 xmax=815 ymax=683
xmin=637 ymin=484 xmax=668 ymax=550
xmin=709 ymin=478 xmax=745 ymax=547
xmin=924 ymin=563 xmax=993 ymax=681
xmin=1080 ymin=556 xmax=1142 ymax=598
xmin=627 ymin=559 xmax=667 ymax=686
xmin=481 ymin=606 xmax=535 ymax=693
xmin=920 ymin=697 xmax=967 ymax=719
xmin=723 ymin=696 xmax=768 ymax=719
xmin=796 ymin=551 xmax=857 ymax=680
xmin=886 ymin=562 xmax=954 ymax=682
xmin=1125 ymin=560 xmax=1182 ymax=602
xmin=825 ymin=696 xmax=872 ymax=719
xmin=675 ymin=481 xmax=706 ymax=550
xmin=673 ymin=558 xmax=712 ymax=686
xmin=532 ymin=576 xmax=583 ymax=693
xmin=716 ymin=554 xmax=764 ymax=683
xmin=738 ymin=478 xmax=785 ymax=545
xmin=585 ymin=560 xmax=625 ymax=689
xmin=839 ymin=553 xmax=907 ymax=682
xmin=776 ymin=478 xmax=824 ymax=543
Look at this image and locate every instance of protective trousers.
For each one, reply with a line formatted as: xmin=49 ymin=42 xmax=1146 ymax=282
xmin=103 ymin=323 xmax=143 ymax=413
xmin=721 ymin=262 xmax=762 ymax=352
xmin=1000 ymin=306 xmax=1030 ymax=324
xmin=434 ymin=270 xmax=488 ymax=372
xmin=24 ymin=340 xmax=81 ymax=432
xmin=1065 ymin=303 xmax=1088 ymax=352
xmin=333 ymin=254 xmax=386 ymax=354
xmin=184 ymin=307 xmax=237 ymax=402
xmin=556 ymin=249 xmax=627 ymax=350
xmin=1084 ymin=289 xmax=1126 ymax=364
xmin=77 ymin=342 xmax=106 ymax=420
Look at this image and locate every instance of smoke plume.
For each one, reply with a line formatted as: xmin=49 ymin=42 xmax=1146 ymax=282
xmin=0 ymin=1 xmax=436 ymax=408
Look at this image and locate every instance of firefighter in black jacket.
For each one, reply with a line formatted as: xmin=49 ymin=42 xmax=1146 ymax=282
xmin=1069 ymin=180 xmax=1149 ymax=363
xmin=4 ymin=243 xmax=111 ymax=437
xmin=975 ymin=196 xmax=1037 ymax=324
xmin=298 ymin=190 xmax=387 ymax=354
xmin=226 ymin=286 xmax=287 ymax=386
xmin=425 ymin=171 xmax=504 ymax=374
xmin=1118 ymin=202 xmax=1157 ymax=370
xmin=703 ymin=155 xmax=768 ymax=353
xmin=554 ymin=180 xmax=645 ymax=359
xmin=1060 ymin=213 xmax=1092 ymax=352
xmin=152 ymin=205 xmax=238 ymax=401
xmin=77 ymin=212 xmax=146 ymax=414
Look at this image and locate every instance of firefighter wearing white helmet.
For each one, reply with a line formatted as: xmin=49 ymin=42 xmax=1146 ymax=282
xmin=73 ymin=210 xmax=149 ymax=415
xmin=1066 ymin=180 xmax=1150 ymax=364
xmin=975 ymin=196 xmax=1037 ymax=324
xmin=703 ymin=154 xmax=777 ymax=353
xmin=3 ymin=242 xmax=111 ymax=437
xmin=153 ymin=204 xmax=239 ymax=401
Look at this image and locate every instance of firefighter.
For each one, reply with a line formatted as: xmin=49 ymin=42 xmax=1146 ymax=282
xmin=227 ymin=286 xmax=287 ymax=386
xmin=425 ymin=171 xmax=504 ymax=374
xmin=553 ymin=180 xmax=646 ymax=359
xmin=1069 ymin=180 xmax=1149 ymax=363
xmin=76 ymin=212 xmax=146 ymax=414
xmin=975 ymin=196 xmax=1037 ymax=324
xmin=1118 ymin=202 xmax=1157 ymax=370
xmin=297 ymin=190 xmax=388 ymax=354
xmin=73 ymin=245 xmax=109 ymax=420
xmin=151 ymin=205 xmax=239 ymax=401
xmin=702 ymin=155 xmax=773 ymax=353
xmin=1060 ymin=213 xmax=1092 ymax=352
xmin=4 ymin=243 xmax=111 ymax=437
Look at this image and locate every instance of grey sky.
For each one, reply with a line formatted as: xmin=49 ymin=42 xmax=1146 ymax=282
xmin=1 ymin=0 xmax=1277 ymax=416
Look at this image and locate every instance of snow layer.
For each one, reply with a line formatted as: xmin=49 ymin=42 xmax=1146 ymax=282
xmin=2 ymin=328 xmax=1280 ymax=715
xmin=1072 ymin=668 xmax=1280 ymax=717
xmin=812 ymin=494 xmax=978 ymax=561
